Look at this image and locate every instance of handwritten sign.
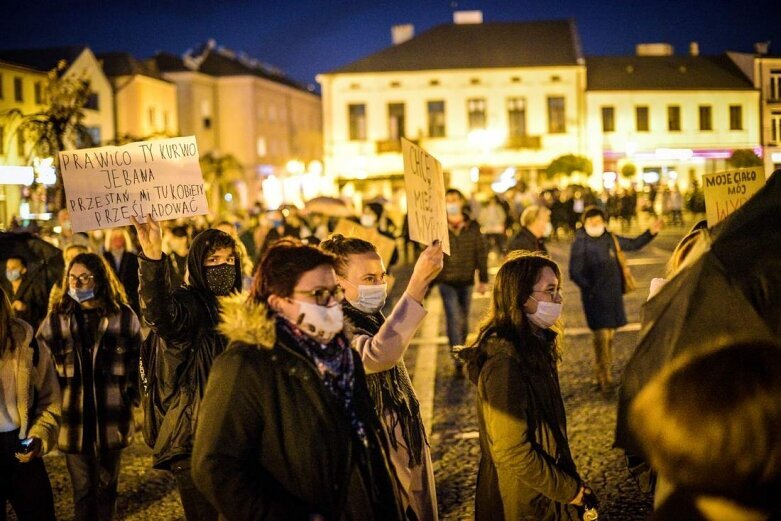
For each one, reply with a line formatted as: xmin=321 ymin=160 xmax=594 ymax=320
xmin=402 ymin=138 xmax=450 ymax=255
xmin=703 ymin=167 xmax=765 ymax=226
xmin=60 ymin=136 xmax=208 ymax=233
xmin=333 ymin=219 xmax=397 ymax=267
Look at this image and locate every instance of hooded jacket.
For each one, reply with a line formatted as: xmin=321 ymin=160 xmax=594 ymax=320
xmin=138 ymin=229 xmax=242 ymax=469
xmin=191 ymin=294 xmax=404 ymax=521
xmin=2 ymin=318 xmax=61 ymax=454
xmin=463 ymin=332 xmax=581 ymax=521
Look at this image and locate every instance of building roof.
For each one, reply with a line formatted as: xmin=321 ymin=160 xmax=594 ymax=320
xmin=98 ymin=51 xmax=166 ymax=80
xmin=325 ymin=20 xmax=584 ymax=74
xmin=154 ymin=42 xmax=315 ymax=94
xmin=0 ymin=46 xmax=87 ymax=73
xmin=586 ymin=55 xmax=755 ymax=90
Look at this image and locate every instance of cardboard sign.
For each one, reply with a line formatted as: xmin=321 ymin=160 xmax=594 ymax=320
xmin=401 ymin=138 xmax=450 ymax=254
xmin=60 ymin=136 xmax=208 ymax=233
xmin=703 ymin=167 xmax=765 ymax=226
xmin=333 ymin=219 xmax=397 ymax=267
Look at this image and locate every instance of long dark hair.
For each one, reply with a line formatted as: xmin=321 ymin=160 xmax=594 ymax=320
xmin=471 ymin=251 xmax=562 ymax=362
xmin=250 ymin=239 xmax=337 ymax=305
xmin=0 ymin=289 xmax=14 ymax=355
xmin=52 ymin=252 xmax=127 ymax=317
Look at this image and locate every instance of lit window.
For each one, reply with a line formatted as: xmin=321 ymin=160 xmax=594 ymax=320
xmin=427 ymin=101 xmax=445 ymax=138
xmin=388 ymin=103 xmax=405 ymax=140
xmin=348 ymin=104 xmax=366 ymax=140
xmin=601 ymin=106 xmax=615 ymax=133
xmin=467 ymin=98 xmax=486 ymax=130
xmin=636 ymin=106 xmax=649 ymax=132
xmin=729 ymin=105 xmax=743 ymax=130
xmin=699 ymin=106 xmax=712 ymax=131
xmin=668 ymin=105 xmax=681 ymax=131
xmin=508 ymin=98 xmax=527 ymax=137
xmin=547 ymin=97 xmax=565 ymax=133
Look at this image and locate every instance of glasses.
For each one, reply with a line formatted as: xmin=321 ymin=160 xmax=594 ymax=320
xmin=68 ymin=273 xmax=95 ymax=286
xmin=532 ymin=289 xmax=563 ymax=301
xmin=293 ymin=286 xmax=344 ymax=306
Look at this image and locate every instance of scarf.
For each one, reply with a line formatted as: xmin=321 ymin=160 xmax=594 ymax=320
xmin=277 ymin=317 xmax=367 ymax=446
xmin=342 ymin=302 xmax=426 ymax=466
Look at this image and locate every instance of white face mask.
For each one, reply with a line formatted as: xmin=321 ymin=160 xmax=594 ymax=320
xmin=585 ymin=224 xmax=606 ymax=237
xmin=360 ymin=214 xmax=377 ymax=227
xmin=291 ymin=300 xmax=344 ymax=344
xmin=348 ymin=283 xmax=387 ymax=314
xmin=446 ymin=203 xmax=462 ymax=216
xmin=526 ymin=297 xmax=562 ymax=329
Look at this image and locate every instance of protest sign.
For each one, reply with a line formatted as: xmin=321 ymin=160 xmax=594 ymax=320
xmin=402 ymin=138 xmax=450 ymax=255
xmin=59 ymin=136 xmax=208 ymax=233
xmin=702 ymin=167 xmax=765 ymax=227
xmin=333 ymin=218 xmax=397 ymax=267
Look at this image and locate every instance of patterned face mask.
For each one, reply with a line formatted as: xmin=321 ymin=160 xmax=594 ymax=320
xmin=204 ymin=263 xmax=236 ymax=296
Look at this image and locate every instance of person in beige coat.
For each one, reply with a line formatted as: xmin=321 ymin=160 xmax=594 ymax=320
xmin=0 ymin=288 xmax=61 ymax=519
xmin=320 ymin=235 xmax=444 ymax=521
xmin=460 ymin=252 xmax=592 ymax=520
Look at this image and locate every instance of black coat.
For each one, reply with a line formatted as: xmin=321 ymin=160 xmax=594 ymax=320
xmin=1 ymin=274 xmax=48 ymax=331
xmin=435 ymin=219 xmax=488 ymax=287
xmin=192 ymin=296 xmax=404 ymax=521
xmin=569 ymin=229 xmax=654 ymax=330
xmin=138 ymin=229 xmax=243 ymax=469
xmin=103 ymin=250 xmax=140 ymax=316
xmin=507 ymin=227 xmax=548 ymax=255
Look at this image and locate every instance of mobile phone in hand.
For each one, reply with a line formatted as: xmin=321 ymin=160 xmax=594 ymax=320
xmin=19 ymin=438 xmax=34 ymax=454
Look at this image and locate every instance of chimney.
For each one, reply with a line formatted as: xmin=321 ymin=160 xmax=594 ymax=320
xmin=755 ymin=41 xmax=770 ymax=55
xmin=391 ymin=24 xmax=414 ymax=45
xmin=636 ymin=43 xmax=674 ymax=56
xmin=453 ymin=10 xmax=483 ymax=24
xmin=689 ymin=41 xmax=699 ymax=56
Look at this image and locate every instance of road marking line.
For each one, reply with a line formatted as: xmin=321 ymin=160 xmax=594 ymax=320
xmin=626 ymin=257 xmax=666 ymax=266
xmin=565 ymin=322 xmax=641 ymax=337
xmin=410 ymin=335 xmax=450 ymax=346
xmin=414 ymin=295 xmax=441 ymax=436
xmin=453 ymin=431 xmax=480 ymax=440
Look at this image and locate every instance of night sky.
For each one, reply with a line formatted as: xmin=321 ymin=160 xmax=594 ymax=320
xmin=1 ymin=0 xmax=779 ymax=86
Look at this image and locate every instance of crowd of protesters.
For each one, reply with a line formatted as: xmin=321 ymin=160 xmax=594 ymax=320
xmin=2 ymin=169 xmax=779 ymax=521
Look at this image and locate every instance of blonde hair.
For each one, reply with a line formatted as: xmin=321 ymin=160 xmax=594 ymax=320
xmin=520 ymin=205 xmax=550 ymax=228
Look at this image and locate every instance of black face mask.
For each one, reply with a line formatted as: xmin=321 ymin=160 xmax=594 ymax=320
xmin=204 ymin=263 xmax=236 ymax=296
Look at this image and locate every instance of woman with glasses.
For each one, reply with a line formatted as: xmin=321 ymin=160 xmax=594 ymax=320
xmin=460 ymin=251 xmax=592 ymax=521
xmin=192 ymin=240 xmax=404 ymax=521
xmin=37 ymin=252 xmax=141 ymax=521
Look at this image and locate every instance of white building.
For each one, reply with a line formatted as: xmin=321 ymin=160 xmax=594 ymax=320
xmin=153 ymin=42 xmax=323 ymax=209
xmin=586 ymin=47 xmax=760 ymax=190
xmin=728 ymin=49 xmax=781 ymax=175
xmin=317 ymin=17 xmax=587 ymax=199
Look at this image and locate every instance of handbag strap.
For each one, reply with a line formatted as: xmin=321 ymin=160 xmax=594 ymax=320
xmin=610 ymin=232 xmax=623 ymax=255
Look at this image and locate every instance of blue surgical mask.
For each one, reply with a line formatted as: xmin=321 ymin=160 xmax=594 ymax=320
xmin=68 ymin=287 xmax=95 ymax=303
xmin=5 ymin=269 xmax=21 ymax=282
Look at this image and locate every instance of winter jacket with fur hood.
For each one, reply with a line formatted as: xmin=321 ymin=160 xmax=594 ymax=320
xmin=1 ymin=318 xmax=60 ymax=454
xmin=191 ymin=294 xmax=404 ymax=521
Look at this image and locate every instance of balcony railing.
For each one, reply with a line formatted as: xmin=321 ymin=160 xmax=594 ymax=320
xmin=505 ymin=135 xmax=542 ymax=150
xmin=376 ymin=139 xmax=401 ymax=153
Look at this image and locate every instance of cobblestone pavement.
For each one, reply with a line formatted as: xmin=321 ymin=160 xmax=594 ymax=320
xmin=8 ymin=222 xmax=688 ymax=520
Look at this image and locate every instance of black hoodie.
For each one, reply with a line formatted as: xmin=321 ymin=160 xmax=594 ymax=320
xmin=138 ymin=228 xmax=241 ymax=469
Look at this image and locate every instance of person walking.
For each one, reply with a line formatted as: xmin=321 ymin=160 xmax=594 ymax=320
xmin=460 ymin=252 xmax=591 ymax=520
xmin=320 ymin=235 xmax=443 ymax=521
xmin=569 ymin=206 xmax=661 ymax=393
xmin=2 ymin=256 xmax=48 ymax=333
xmin=131 ymin=215 xmax=242 ymax=521
xmin=507 ymin=205 xmax=551 ymax=255
xmin=37 ymin=252 xmax=142 ymax=521
xmin=480 ymin=195 xmax=509 ymax=255
xmin=437 ymin=188 xmax=488 ymax=375
xmin=102 ymin=228 xmax=140 ymax=316
xmin=0 ymin=289 xmax=60 ymax=521
xmin=192 ymin=240 xmax=404 ymax=520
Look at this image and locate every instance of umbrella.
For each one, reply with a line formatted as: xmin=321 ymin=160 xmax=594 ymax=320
xmin=615 ymin=169 xmax=781 ymax=455
xmin=0 ymin=232 xmax=64 ymax=292
xmin=303 ymin=196 xmax=355 ymax=218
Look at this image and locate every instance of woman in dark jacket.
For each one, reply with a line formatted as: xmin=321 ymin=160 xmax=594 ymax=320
xmin=131 ymin=215 xmax=242 ymax=521
xmin=569 ymin=206 xmax=660 ymax=392
xmin=192 ymin=241 xmax=404 ymax=521
xmin=461 ymin=252 xmax=590 ymax=521
xmin=37 ymin=252 xmax=141 ymax=521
